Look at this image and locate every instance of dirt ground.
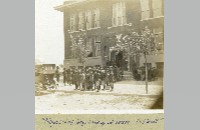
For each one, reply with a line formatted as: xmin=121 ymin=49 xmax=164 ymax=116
xmin=35 ymin=91 xmax=160 ymax=114
xmin=35 ymin=80 xmax=163 ymax=114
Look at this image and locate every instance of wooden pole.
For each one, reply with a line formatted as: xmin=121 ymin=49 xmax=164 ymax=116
xmin=144 ymin=53 xmax=148 ymax=94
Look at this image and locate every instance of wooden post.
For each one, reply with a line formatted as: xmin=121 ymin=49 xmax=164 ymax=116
xmin=127 ymin=47 xmax=131 ymax=71
xmin=144 ymin=53 xmax=148 ymax=94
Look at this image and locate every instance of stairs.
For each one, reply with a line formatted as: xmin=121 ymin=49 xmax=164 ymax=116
xmin=122 ymin=71 xmax=134 ymax=80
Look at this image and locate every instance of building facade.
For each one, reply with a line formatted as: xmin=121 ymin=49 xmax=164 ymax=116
xmin=55 ymin=0 xmax=164 ymax=75
xmin=139 ymin=0 xmax=164 ymax=77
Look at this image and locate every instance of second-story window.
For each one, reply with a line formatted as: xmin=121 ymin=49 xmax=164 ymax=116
xmin=112 ymin=2 xmax=127 ymax=26
xmin=140 ymin=0 xmax=150 ymax=20
xmin=85 ymin=10 xmax=92 ymax=29
xmin=78 ymin=12 xmax=84 ymax=30
xmin=140 ymin=0 xmax=163 ymax=20
xmin=70 ymin=14 xmax=76 ymax=31
xmin=93 ymin=8 xmax=100 ymax=28
xmin=152 ymin=0 xmax=163 ymax=18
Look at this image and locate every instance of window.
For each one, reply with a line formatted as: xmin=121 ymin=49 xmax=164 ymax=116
xmin=152 ymin=0 xmax=163 ymax=18
xmin=140 ymin=0 xmax=163 ymax=20
xmin=112 ymin=2 xmax=127 ymax=26
xmin=76 ymin=9 xmax=100 ymax=31
xmin=86 ymin=38 xmax=93 ymax=57
xmin=94 ymin=36 xmax=101 ymax=56
xmin=48 ymin=66 xmax=53 ymax=70
xmin=70 ymin=14 xmax=76 ymax=31
xmin=93 ymin=8 xmax=100 ymax=28
xmin=95 ymin=43 xmax=101 ymax=56
xmin=140 ymin=0 xmax=150 ymax=20
xmin=153 ymin=27 xmax=164 ymax=50
xmin=85 ymin=10 xmax=92 ymax=29
xmin=97 ymin=44 xmax=101 ymax=56
xmin=78 ymin=12 xmax=84 ymax=30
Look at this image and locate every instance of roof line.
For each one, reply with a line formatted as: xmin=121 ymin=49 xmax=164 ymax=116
xmin=54 ymin=0 xmax=97 ymax=12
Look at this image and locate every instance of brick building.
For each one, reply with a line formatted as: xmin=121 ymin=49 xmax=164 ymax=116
xmin=139 ymin=0 xmax=164 ymax=77
xmin=55 ymin=0 xmax=164 ymax=75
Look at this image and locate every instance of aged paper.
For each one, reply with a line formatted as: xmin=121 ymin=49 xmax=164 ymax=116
xmin=35 ymin=0 xmax=164 ymax=129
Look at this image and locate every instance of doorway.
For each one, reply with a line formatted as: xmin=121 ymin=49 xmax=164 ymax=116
xmin=110 ymin=50 xmax=126 ymax=70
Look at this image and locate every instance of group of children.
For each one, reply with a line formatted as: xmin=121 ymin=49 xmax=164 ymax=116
xmin=60 ymin=66 xmax=116 ymax=92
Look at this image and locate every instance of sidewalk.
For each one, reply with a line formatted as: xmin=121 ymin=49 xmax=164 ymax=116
xmin=48 ymin=81 xmax=163 ymax=97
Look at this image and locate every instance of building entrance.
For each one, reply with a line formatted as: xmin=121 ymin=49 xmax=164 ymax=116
xmin=110 ymin=50 xmax=128 ymax=70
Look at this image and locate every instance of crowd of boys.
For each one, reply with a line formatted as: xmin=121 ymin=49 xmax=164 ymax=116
xmin=55 ymin=66 xmax=122 ymax=92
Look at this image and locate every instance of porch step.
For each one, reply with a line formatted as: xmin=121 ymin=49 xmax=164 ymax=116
xmin=123 ymin=71 xmax=133 ymax=75
xmin=122 ymin=71 xmax=134 ymax=80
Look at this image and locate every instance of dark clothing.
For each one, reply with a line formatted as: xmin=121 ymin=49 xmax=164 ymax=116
xmin=94 ymin=73 xmax=101 ymax=91
xmin=86 ymin=73 xmax=94 ymax=90
xmin=69 ymin=72 xmax=73 ymax=85
xmin=100 ymin=72 xmax=106 ymax=80
xmin=80 ymin=73 xmax=86 ymax=90
xmin=108 ymin=74 xmax=114 ymax=82
xmin=63 ymin=70 xmax=67 ymax=83
xmin=108 ymin=74 xmax=114 ymax=90
xmin=94 ymin=73 xmax=101 ymax=82
xmin=113 ymin=67 xmax=118 ymax=81
xmin=74 ymin=72 xmax=80 ymax=89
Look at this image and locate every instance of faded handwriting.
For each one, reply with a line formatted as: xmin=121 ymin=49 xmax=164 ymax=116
xmin=41 ymin=117 xmax=164 ymax=127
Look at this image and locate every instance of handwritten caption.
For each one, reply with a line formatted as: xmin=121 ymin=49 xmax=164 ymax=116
xmin=41 ymin=117 xmax=164 ymax=127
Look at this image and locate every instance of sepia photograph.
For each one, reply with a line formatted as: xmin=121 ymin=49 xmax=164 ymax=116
xmin=35 ymin=0 xmax=164 ymax=114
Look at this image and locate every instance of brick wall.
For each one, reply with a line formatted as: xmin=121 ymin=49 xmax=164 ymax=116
xmin=61 ymin=0 xmax=164 ymax=68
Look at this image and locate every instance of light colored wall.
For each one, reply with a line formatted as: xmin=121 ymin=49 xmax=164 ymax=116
xmin=139 ymin=53 xmax=164 ymax=67
xmin=64 ymin=56 xmax=103 ymax=68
